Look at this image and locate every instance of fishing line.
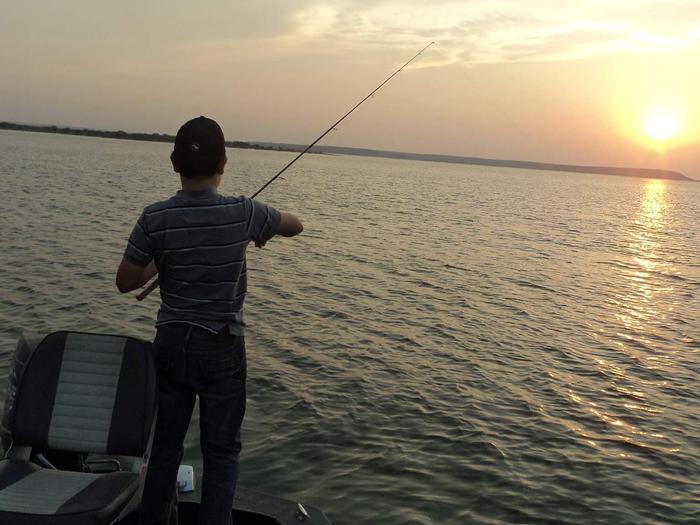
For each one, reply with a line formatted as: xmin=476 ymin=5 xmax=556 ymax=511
xmin=251 ymin=41 xmax=435 ymax=198
xmin=136 ymin=42 xmax=435 ymax=301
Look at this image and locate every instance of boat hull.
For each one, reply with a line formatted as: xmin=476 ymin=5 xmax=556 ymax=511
xmin=115 ymin=485 xmax=331 ymax=525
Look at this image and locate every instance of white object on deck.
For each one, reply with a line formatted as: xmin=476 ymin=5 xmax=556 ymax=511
xmin=296 ymin=502 xmax=310 ymax=521
xmin=176 ymin=465 xmax=195 ymax=493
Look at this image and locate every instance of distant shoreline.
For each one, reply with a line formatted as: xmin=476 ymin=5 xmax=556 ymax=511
xmin=0 ymin=121 xmax=303 ymax=154
xmin=309 ymin=145 xmax=695 ymax=182
xmin=1 ymin=121 xmax=694 ymax=182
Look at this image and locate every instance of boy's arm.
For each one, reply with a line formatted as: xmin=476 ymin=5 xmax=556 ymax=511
xmin=119 ymin=210 xmax=156 ymax=293
xmin=116 ymin=259 xmax=157 ymax=293
xmin=254 ymin=211 xmax=303 ymax=247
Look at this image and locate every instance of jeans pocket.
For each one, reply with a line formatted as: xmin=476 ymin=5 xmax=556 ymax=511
xmin=153 ymin=325 xmax=187 ymax=373
xmin=200 ymin=353 xmax=245 ymax=383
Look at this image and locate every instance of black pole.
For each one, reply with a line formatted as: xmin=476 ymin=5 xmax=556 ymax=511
xmin=136 ymin=42 xmax=435 ymax=301
xmin=251 ymin=41 xmax=435 ymax=198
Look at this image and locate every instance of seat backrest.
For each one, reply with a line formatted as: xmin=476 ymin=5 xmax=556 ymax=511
xmin=12 ymin=331 xmax=157 ymax=457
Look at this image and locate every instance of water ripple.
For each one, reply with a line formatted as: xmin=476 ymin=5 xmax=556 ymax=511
xmin=0 ymin=131 xmax=699 ymax=524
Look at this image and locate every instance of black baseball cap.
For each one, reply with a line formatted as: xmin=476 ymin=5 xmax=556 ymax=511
xmin=174 ymin=116 xmax=225 ymax=157
xmin=172 ymin=116 xmax=226 ymax=178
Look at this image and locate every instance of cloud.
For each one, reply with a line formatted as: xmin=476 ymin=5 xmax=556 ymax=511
xmin=276 ymin=1 xmax=700 ymax=65
xmin=4 ymin=1 xmax=695 ymax=70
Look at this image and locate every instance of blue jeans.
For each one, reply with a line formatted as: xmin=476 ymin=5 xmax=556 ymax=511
xmin=140 ymin=323 xmax=247 ymax=525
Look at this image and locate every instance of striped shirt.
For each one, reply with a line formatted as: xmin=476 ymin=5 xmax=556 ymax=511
xmin=123 ymin=187 xmax=281 ymax=335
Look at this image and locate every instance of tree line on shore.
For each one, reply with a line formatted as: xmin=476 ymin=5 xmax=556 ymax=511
xmin=0 ymin=121 xmax=300 ymax=153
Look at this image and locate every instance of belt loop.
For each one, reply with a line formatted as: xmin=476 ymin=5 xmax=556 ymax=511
xmin=183 ymin=325 xmax=194 ymax=352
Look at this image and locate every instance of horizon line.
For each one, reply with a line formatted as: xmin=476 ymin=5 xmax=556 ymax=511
xmin=0 ymin=120 xmax=694 ymax=182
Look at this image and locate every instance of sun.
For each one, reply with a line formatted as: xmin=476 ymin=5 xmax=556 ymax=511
xmin=644 ymin=109 xmax=681 ymax=142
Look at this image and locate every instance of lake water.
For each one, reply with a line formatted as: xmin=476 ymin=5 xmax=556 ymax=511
xmin=1 ymin=129 xmax=698 ymax=524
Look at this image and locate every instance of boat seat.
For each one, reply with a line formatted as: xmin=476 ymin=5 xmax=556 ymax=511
xmin=0 ymin=332 xmax=157 ymax=525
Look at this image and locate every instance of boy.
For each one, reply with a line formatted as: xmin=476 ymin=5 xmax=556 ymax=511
xmin=116 ymin=116 xmax=303 ymax=525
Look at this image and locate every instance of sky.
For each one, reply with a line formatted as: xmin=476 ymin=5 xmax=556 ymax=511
xmin=1 ymin=1 xmax=699 ymax=177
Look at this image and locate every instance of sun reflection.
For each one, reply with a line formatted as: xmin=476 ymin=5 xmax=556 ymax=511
xmin=585 ymin=180 xmax=678 ymax=455
xmin=614 ymin=179 xmax=670 ymax=337
xmin=628 ymin=180 xmax=668 ymax=281
xmin=636 ymin=180 xmax=668 ymax=232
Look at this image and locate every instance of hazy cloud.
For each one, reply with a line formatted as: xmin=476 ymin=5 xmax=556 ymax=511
xmin=2 ymin=1 xmax=696 ymax=68
xmin=275 ymin=0 xmax=700 ymax=65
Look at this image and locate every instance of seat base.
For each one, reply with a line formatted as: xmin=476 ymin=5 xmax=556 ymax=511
xmin=0 ymin=459 xmax=139 ymax=525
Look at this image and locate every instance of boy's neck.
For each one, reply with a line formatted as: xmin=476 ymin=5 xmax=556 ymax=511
xmin=180 ymin=174 xmax=221 ymax=192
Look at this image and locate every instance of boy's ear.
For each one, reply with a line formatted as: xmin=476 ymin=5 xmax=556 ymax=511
xmin=217 ymin=155 xmax=228 ymax=175
xmin=170 ymin=152 xmax=180 ymax=173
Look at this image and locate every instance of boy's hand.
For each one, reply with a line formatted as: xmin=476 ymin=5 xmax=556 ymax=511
xmin=277 ymin=212 xmax=303 ymax=237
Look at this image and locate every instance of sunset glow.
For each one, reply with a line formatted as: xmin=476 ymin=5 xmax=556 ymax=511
xmin=644 ymin=110 xmax=681 ymax=142
xmin=1 ymin=2 xmax=699 ymax=177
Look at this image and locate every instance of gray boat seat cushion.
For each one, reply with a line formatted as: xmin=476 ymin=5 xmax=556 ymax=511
xmin=0 ymin=331 xmax=156 ymax=523
xmin=12 ymin=331 xmax=157 ymax=456
xmin=0 ymin=459 xmax=139 ymax=525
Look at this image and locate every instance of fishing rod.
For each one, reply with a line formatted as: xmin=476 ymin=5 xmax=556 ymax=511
xmin=251 ymin=41 xmax=435 ymax=197
xmin=136 ymin=41 xmax=435 ymax=301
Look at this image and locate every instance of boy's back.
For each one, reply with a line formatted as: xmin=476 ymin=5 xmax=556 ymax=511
xmin=125 ymin=189 xmax=280 ymax=335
